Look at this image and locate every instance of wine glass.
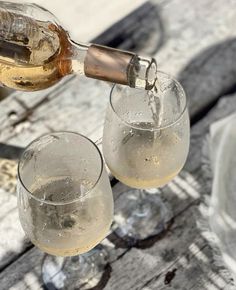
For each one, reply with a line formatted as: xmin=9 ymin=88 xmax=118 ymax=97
xmin=102 ymin=71 xmax=190 ymax=242
xmin=17 ymin=132 xmax=114 ymax=289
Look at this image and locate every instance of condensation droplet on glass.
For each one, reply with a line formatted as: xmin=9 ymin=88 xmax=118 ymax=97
xmin=152 ymin=156 xmax=160 ymax=165
xmin=42 ymin=223 xmax=47 ymax=231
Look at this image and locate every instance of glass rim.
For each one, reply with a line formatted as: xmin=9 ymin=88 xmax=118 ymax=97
xmin=109 ymin=71 xmax=188 ymax=131
xmin=17 ymin=131 xmax=104 ymax=205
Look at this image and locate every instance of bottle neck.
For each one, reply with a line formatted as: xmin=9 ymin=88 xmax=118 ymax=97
xmin=70 ymin=42 xmax=157 ymax=90
xmin=127 ymin=55 xmax=157 ymax=90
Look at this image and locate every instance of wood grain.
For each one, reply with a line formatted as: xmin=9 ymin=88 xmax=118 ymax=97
xmin=1 ymin=0 xmax=236 ymax=289
xmin=1 ymin=92 xmax=236 ymax=288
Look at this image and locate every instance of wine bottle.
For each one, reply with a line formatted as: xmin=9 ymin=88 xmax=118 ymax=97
xmin=0 ymin=1 xmax=157 ymax=91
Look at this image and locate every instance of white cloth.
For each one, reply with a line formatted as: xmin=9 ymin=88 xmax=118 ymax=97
xmin=209 ymin=113 xmax=236 ymax=276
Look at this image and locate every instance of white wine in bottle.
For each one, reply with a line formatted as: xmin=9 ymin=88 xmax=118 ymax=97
xmin=0 ymin=1 xmax=157 ymax=91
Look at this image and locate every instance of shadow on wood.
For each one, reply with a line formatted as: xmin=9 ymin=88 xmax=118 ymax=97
xmin=178 ymin=38 xmax=236 ymax=124
xmin=0 ymin=143 xmax=24 ymax=160
xmin=94 ymin=2 xmax=165 ymax=55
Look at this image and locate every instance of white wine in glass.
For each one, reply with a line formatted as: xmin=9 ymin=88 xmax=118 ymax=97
xmin=17 ymin=132 xmax=114 ymax=289
xmin=103 ymin=71 xmax=190 ymax=241
xmin=107 ymin=122 xmax=189 ymax=189
xmin=20 ymin=178 xmax=112 ymax=256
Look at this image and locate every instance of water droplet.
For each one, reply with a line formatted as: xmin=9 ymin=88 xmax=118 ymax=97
xmin=58 ymin=233 xmax=62 ymax=237
xmin=42 ymin=223 xmax=47 ymax=231
xmin=152 ymin=156 xmax=160 ymax=165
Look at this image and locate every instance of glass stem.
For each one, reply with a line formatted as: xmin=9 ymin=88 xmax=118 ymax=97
xmin=42 ymin=246 xmax=108 ymax=289
xmin=134 ymin=189 xmax=151 ymax=217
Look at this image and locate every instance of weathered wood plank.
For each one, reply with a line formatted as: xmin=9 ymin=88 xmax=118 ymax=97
xmin=0 ymin=247 xmax=44 ymax=290
xmin=1 ymin=182 xmax=234 ymax=290
xmin=2 ymin=0 xmax=236 ymax=145
xmin=151 ymin=0 xmax=236 ymax=118
xmin=0 ymin=159 xmax=29 ymax=271
xmin=102 ymin=94 xmax=236 ymax=290
xmin=141 ymin=245 xmax=235 ymax=290
xmin=1 ymin=0 xmax=236 ymax=288
xmin=1 ymin=90 xmax=236 ymax=288
xmin=0 ymin=0 xmax=136 ymax=269
xmin=0 ymin=200 xmax=207 ymax=289
xmin=0 ymin=77 xmax=111 ymax=146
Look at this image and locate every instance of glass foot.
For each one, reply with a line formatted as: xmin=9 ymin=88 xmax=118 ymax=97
xmin=42 ymin=245 xmax=108 ymax=290
xmin=113 ymin=189 xmax=172 ymax=242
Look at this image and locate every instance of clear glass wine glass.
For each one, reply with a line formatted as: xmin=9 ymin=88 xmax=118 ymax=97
xmin=102 ymin=71 xmax=190 ymax=243
xmin=17 ymin=132 xmax=114 ymax=289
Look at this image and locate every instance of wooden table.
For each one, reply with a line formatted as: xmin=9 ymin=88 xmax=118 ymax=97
xmin=1 ymin=0 xmax=236 ymax=289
